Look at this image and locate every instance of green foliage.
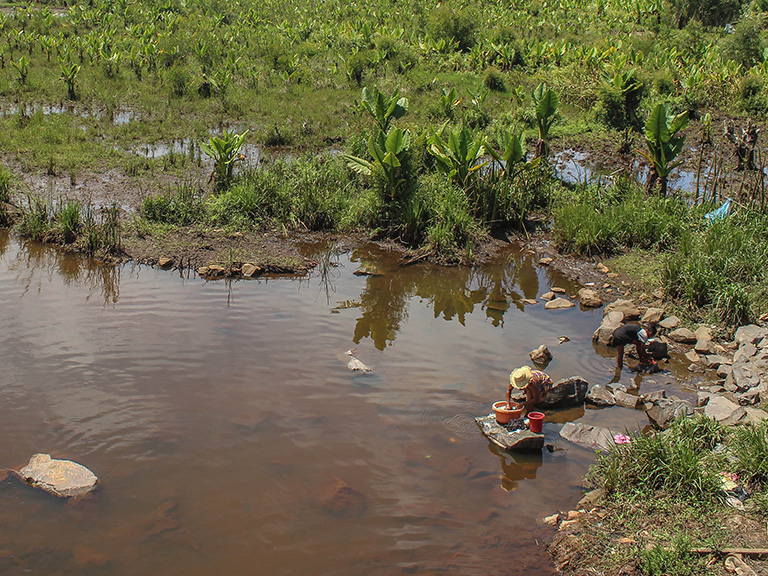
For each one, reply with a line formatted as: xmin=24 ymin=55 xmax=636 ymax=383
xmin=199 ymin=130 xmax=248 ymax=191
xmin=598 ymin=69 xmax=644 ymax=130
xmin=344 ymin=127 xmax=412 ymax=204
xmin=428 ymin=125 xmax=486 ymax=189
xmin=725 ymin=16 xmax=765 ymax=69
xmin=640 ymin=104 xmax=689 ymax=195
xmin=141 ymin=183 xmax=207 ymax=225
xmin=590 ymin=416 xmax=725 ymax=501
xmin=0 ymin=166 xmax=12 ymax=226
xmin=483 ymin=70 xmax=506 ymax=92
xmin=532 ymin=83 xmax=558 ymax=159
xmin=427 ymin=6 xmax=478 ymax=52
xmin=739 ymin=75 xmax=765 ymax=114
xmin=671 ymin=0 xmax=742 ymax=26
xmin=17 ymin=195 xmax=52 ymax=241
xmin=730 ymin=419 xmax=768 ymax=486
xmin=59 ymin=61 xmax=81 ymax=100
xmin=403 ymin=173 xmax=485 ymax=259
xmin=552 ymin=181 xmax=691 ymax=255
xmin=663 ymin=211 xmax=768 ymax=327
xmin=55 ymin=199 xmax=81 ymax=243
xmin=11 ymin=55 xmax=29 ymax=85
xmin=359 ymin=86 xmax=408 ymax=132
xmin=641 ymin=535 xmax=703 ymax=576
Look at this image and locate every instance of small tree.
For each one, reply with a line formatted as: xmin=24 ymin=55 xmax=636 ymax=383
xmin=639 ymin=104 xmax=689 ymax=195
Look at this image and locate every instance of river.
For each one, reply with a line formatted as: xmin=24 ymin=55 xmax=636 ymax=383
xmin=0 ymin=230 xmax=701 ymax=575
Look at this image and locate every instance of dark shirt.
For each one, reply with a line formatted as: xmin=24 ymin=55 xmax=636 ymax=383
xmin=612 ymin=324 xmax=648 ymax=346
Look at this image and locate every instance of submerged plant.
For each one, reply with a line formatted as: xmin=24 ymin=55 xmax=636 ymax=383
xmin=199 ymin=130 xmax=249 ymax=191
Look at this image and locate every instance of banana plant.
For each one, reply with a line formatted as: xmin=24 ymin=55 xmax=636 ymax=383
xmin=487 ymin=130 xmax=537 ymax=180
xmin=199 ymin=130 xmax=249 ymax=191
xmin=439 ymin=87 xmax=461 ymax=119
xmin=359 ymin=86 xmax=408 ymax=132
xmin=343 ymin=127 xmax=411 ymax=203
xmin=639 ymin=103 xmax=689 ymax=196
xmin=59 ymin=60 xmax=81 ymax=100
xmin=428 ymin=125 xmax=487 ymax=188
xmin=532 ymin=83 xmax=559 ymax=159
xmin=11 ymin=55 xmax=29 ymax=84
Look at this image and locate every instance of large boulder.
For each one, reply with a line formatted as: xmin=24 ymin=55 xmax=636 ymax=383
xmin=18 ymin=453 xmax=98 ymax=498
xmin=540 ymin=376 xmax=589 ymax=408
xmin=668 ymin=327 xmax=697 ymax=344
xmin=585 ymin=385 xmax=616 ymax=407
xmin=703 ymin=396 xmax=747 ymax=425
xmin=641 ymin=307 xmax=665 ymax=324
xmin=645 ymin=397 xmax=694 ymax=429
xmin=593 ymin=311 xmax=624 ymax=345
xmin=658 ymin=316 xmax=681 ymax=330
xmin=735 ymin=325 xmax=768 ymax=347
xmin=604 ymin=299 xmax=640 ymax=320
xmin=545 ymin=297 xmax=575 ymax=310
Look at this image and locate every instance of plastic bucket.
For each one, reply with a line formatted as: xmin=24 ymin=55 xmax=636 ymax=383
xmin=528 ymin=412 xmax=545 ymax=434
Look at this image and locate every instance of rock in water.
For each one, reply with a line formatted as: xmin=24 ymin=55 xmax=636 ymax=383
xmin=19 ymin=453 xmax=98 ymax=498
xmin=529 ymin=344 xmax=553 ymax=365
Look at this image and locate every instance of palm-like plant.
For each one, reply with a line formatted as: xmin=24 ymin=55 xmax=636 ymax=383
xmin=359 ymin=86 xmax=408 ymax=132
xmin=428 ymin=125 xmax=487 ymax=188
xmin=11 ymin=55 xmax=29 ymax=84
xmin=59 ymin=60 xmax=80 ymax=100
xmin=487 ymin=130 xmax=536 ymax=180
xmin=199 ymin=130 xmax=249 ymax=191
xmin=344 ymin=127 xmax=411 ymax=203
xmin=639 ymin=103 xmax=689 ymax=195
xmin=532 ymin=83 xmax=559 ymax=159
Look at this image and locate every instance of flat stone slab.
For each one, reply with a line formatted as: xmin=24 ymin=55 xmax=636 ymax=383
xmin=560 ymin=422 xmax=616 ymax=452
xmin=475 ymin=416 xmax=544 ymax=453
xmin=18 ymin=453 xmax=98 ymax=498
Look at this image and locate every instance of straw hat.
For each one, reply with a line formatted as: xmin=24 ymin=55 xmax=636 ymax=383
xmin=510 ymin=365 xmax=533 ymax=389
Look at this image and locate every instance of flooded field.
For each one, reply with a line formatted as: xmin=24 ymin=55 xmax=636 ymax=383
xmin=0 ymin=230 xmax=702 ymax=575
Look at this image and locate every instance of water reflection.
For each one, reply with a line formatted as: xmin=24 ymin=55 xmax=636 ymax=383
xmin=1 ymin=231 xmax=121 ymax=306
xmin=491 ymin=444 xmax=543 ymax=492
xmin=321 ymin=244 xmax=552 ymax=349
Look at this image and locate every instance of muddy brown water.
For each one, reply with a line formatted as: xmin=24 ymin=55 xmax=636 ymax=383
xmin=0 ymin=230 xmax=704 ymax=575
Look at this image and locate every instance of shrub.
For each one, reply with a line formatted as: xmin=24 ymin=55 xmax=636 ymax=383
xmin=484 ymin=70 xmax=506 ymax=92
xmin=346 ymin=50 xmax=376 ymax=85
xmin=725 ymin=16 xmax=765 ymax=69
xmin=739 ymin=75 xmax=766 ymax=113
xmin=671 ymin=0 xmax=742 ymax=26
xmin=427 ymin=6 xmax=478 ymax=52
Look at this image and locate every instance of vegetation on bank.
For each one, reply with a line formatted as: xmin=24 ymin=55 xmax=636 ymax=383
xmin=2 ymin=0 xmax=768 ymax=329
xmin=564 ymin=416 xmax=768 ymax=576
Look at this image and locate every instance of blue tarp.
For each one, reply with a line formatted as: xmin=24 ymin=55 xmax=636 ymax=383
xmin=705 ymin=198 xmax=732 ymax=223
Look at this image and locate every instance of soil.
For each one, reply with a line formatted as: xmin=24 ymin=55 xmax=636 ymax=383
xmin=548 ymin=492 xmax=768 ymax=576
